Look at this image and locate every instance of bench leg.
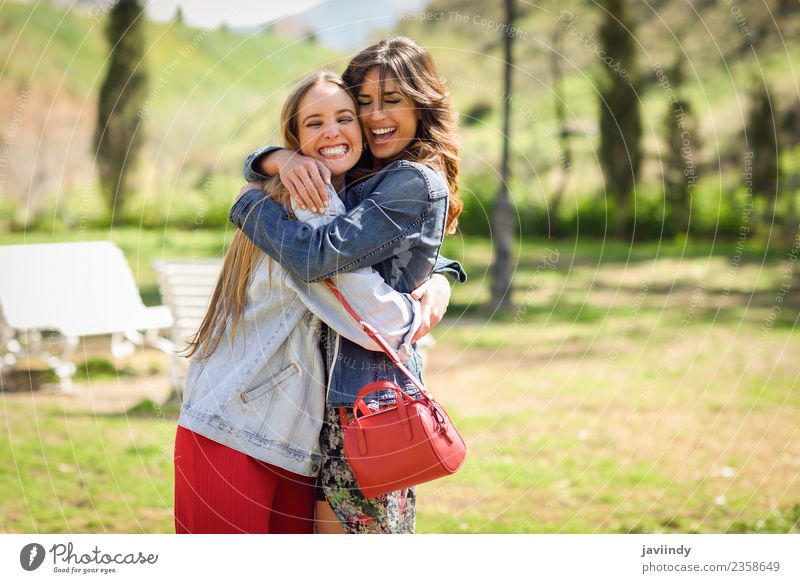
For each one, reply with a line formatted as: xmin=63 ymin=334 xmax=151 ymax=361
xmin=1 ymin=324 xmax=19 ymax=368
xmin=1 ymin=329 xmax=78 ymax=394
xmin=40 ymin=335 xmax=79 ymax=394
xmin=110 ymin=332 xmax=135 ymax=359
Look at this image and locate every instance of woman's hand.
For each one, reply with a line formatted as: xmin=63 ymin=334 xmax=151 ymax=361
xmin=267 ymin=149 xmax=332 ymax=213
xmin=410 ymin=274 xmax=451 ymax=343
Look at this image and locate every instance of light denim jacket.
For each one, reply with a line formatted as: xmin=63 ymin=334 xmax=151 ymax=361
xmin=178 ymin=190 xmax=422 ymax=477
xmin=233 ymin=150 xmax=465 ymax=407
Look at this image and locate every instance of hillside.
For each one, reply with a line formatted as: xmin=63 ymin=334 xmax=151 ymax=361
xmin=2 ymin=0 xmax=799 ymax=235
xmin=0 ymin=0 xmax=341 ymax=227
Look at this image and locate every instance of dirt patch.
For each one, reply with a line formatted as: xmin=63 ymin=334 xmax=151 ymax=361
xmin=1 ymin=373 xmax=173 ymax=415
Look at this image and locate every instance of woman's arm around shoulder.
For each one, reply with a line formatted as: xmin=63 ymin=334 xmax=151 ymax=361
xmin=230 ymin=164 xmax=437 ymax=283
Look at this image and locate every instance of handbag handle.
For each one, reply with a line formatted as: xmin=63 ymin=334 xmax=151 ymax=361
xmin=353 ymin=380 xmax=412 ymax=404
xmin=351 ymin=381 xmax=401 ymax=426
xmin=324 ymin=279 xmax=431 ymax=401
xmin=351 ymin=382 xmax=415 ymax=455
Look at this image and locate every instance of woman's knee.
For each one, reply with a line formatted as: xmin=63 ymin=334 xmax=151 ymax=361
xmin=314 ymin=500 xmax=346 ymax=534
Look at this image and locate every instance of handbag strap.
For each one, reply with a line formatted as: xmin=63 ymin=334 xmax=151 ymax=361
xmin=324 ymin=279 xmax=431 ymax=400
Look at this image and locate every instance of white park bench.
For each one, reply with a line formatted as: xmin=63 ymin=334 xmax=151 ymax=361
xmin=0 ymin=241 xmax=174 ymax=392
xmin=153 ymin=259 xmax=222 ymax=391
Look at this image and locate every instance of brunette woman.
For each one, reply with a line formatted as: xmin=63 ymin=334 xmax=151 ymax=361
xmin=232 ymin=37 xmax=464 ymax=534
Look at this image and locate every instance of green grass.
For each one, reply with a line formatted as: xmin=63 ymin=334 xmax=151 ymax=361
xmin=1 ymin=231 xmax=798 ymax=533
xmin=0 ymin=399 xmax=176 ymax=533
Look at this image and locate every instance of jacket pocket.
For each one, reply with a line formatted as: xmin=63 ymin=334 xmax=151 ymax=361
xmin=239 ymin=362 xmax=300 ymax=405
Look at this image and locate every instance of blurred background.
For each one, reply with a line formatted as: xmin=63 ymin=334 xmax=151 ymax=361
xmin=1 ymin=0 xmax=798 ymax=534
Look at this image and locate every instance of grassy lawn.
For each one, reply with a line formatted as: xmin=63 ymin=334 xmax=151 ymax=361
xmin=1 ymin=230 xmax=799 ymax=533
xmin=0 ymin=398 xmax=176 ymax=533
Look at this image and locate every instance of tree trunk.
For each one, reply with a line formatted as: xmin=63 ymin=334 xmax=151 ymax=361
xmin=490 ymin=0 xmax=516 ymax=312
xmin=597 ymin=0 xmax=641 ymax=239
xmin=549 ymin=23 xmax=572 ymax=238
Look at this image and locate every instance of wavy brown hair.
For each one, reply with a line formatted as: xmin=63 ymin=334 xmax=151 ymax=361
xmin=185 ymin=71 xmax=351 ymax=359
xmin=342 ymin=36 xmax=462 ymax=234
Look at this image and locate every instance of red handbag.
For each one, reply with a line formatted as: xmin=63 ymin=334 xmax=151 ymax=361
xmin=325 ymin=280 xmax=467 ymax=499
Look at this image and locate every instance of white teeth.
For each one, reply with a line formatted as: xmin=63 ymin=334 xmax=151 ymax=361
xmin=371 ymin=127 xmax=396 ymax=135
xmin=320 ymin=145 xmax=347 ymax=157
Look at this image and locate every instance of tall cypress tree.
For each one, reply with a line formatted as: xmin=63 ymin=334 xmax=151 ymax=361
xmin=597 ymin=0 xmax=641 ymax=238
xmin=94 ymin=0 xmax=148 ymax=224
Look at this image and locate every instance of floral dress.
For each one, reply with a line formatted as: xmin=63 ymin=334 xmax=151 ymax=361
xmin=317 ymin=405 xmax=415 ymax=534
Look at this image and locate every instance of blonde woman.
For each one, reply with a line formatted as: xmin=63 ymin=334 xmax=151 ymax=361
xmin=173 ymin=71 xmax=424 ymax=534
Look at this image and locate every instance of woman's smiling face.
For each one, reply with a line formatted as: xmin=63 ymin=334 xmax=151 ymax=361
xmin=296 ymin=82 xmax=362 ymax=182
xmin=356 ymin=67 xmax=419 ymax=163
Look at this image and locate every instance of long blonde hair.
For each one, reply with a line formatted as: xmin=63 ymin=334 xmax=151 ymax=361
xmin=185 ymin=71 xmax=351 ymax=359
xmin=342 ymin=36 xmax=462 ymax=234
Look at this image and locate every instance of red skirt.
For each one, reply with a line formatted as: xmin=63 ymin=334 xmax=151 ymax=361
xmin=173 ymin=425 xmax=315 ymax=533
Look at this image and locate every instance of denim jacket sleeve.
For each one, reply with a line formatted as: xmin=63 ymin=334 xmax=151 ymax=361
xmin=433 ymin=254 xmax=467 ymax=283
xmin=243 ymin=145 xmax=283 ymax=182
xmin=281 ymin=195 xmax=420 ymax=360
xmin=283 ymin=269 xmax=420 ymax=361
xmin=230 ymin=165 xmax=432 ymax=283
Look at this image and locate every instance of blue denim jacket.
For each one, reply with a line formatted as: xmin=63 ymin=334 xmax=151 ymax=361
xmin=242 ymin=147 xmax=466 ymax=285
xmin=232 ymin=153 xmax=465 ymax=407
